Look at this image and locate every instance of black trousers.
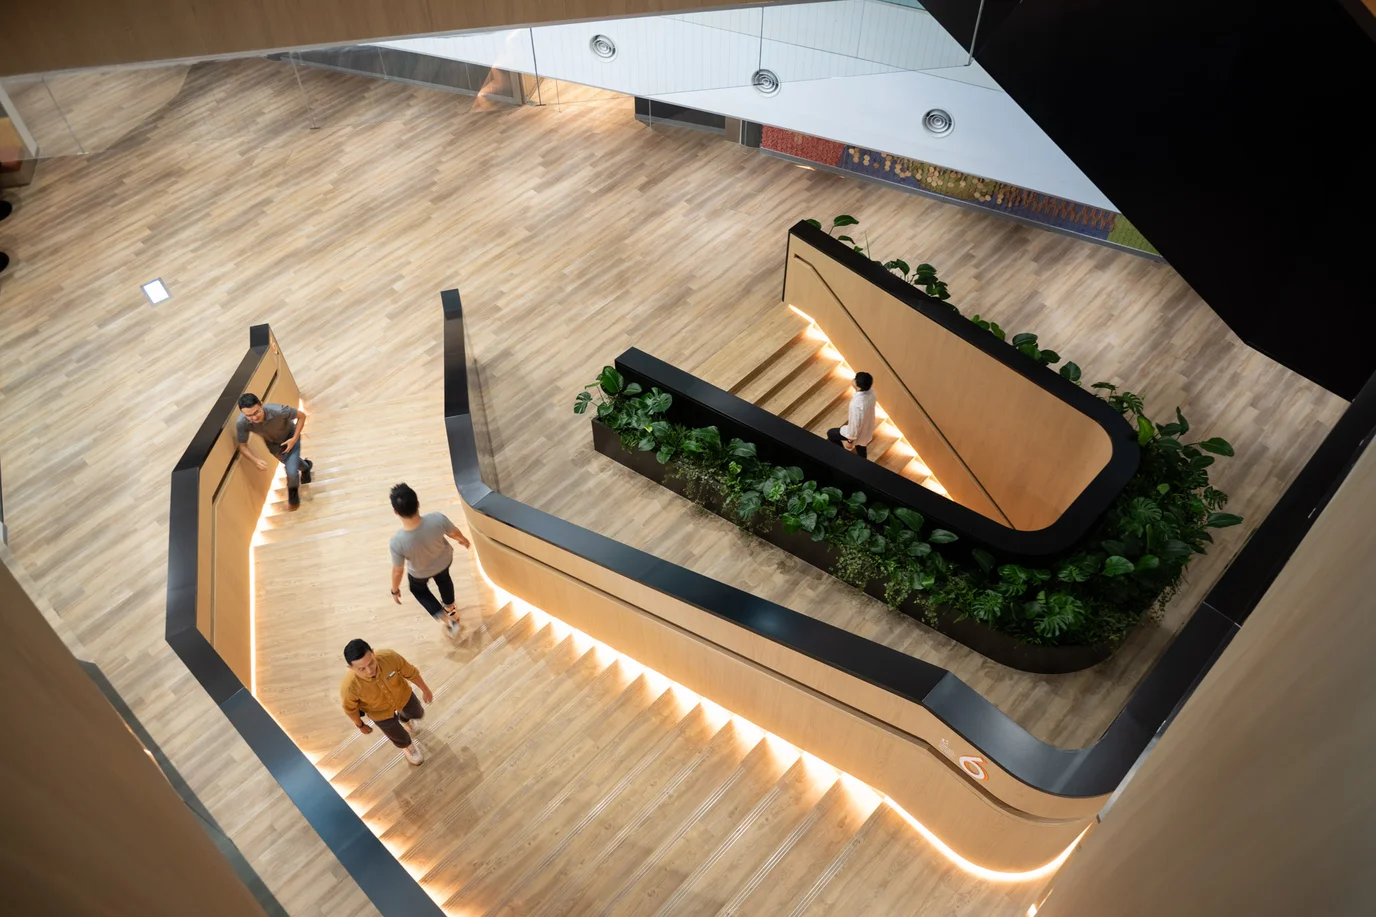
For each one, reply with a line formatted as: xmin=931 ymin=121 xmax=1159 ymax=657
xmin=827 ymin=427 xmax=867 ymax=460
xmin=371 ymin=691 xmax=425 ymax=748
xmin=408 ymin=565 xmax=456 ymax=621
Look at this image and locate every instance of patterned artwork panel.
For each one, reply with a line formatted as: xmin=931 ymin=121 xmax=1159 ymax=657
xmin=760 ymin=126 xmax=1159 ymax=256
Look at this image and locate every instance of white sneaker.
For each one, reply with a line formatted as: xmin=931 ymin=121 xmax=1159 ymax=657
xmin=404 ymin=742 xmax=425 ymax=766
xmin=401 ymin=717 xmax=420 ymax=735
xmin=443 ymin=615 xmax=463 ymax=639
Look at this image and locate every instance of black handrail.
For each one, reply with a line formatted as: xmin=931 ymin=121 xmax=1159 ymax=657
xmin=164 ymin=325 xmax=442 ymax=917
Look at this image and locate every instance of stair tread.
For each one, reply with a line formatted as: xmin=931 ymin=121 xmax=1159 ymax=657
xmin=421 ymin=688 xmax=689 ymax=893
xmin=315 ymin=603 xmax=523 ymax=775
xmin=790 ymin=803 xmax=921 ymax=917
xmin=596 ymin=740 xmax=796 ymax=917
xmin=398 ymin=671 xmax=660 ymax=869
xmin=757 ymin=356 xmax=840 ymax=417
xmin=782 ymin=377 xmax=851 ymax=432
xmin=379 ymin=656 xmax=639 ymax=852
xmin=515 ymin=721 xmax=754 ymax=917
xmin=443 ymin=704 xmax=724 ymax=913
xmin=735 ymin=336 xmax=826 ymax=405
xmin=648 ymin=757 xmax=836 ymax=917
xmin=694 ymin=307 xmax=809 ymax=392
xmin=347 ymin=630 xmax=593 ymax=811
xmin=327 ymin=611 xmax=544 ymax=787
xmin=718 ymin=779 xmax=881 ymax=917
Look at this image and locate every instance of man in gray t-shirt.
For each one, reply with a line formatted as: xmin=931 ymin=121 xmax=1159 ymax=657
xmin=236 ymin=393 xmax=313 ymax=508
xmin=388 ymin=482 xmax=471 ymax=638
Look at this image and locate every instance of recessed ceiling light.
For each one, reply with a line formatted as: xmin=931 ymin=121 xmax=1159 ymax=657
xmin=142 ymin=279 xmax=170 ymax=304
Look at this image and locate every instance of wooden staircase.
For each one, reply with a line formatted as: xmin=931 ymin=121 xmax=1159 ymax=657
xmin=694 ymin=307 xmax=945 ymax=492
xmin=250 ymin=402 xmax=1006 ymax=915
xmin=307 ymin=594 xmax=979 ymax=916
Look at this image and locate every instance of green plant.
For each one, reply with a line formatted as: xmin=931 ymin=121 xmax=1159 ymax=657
xmin=577 ymin=359 xmax=1241 ymax=649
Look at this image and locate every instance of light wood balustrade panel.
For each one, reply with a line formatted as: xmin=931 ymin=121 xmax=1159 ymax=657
xmin=464 ymin=495 xmax=1106 ymax=823
xmin=191 ymin=332 xmax=300 ymax=687
xmin=784 ymin=234 xmax=1115 ymax=530
xmin=470 ymin=526 xmax=1093 ymax=873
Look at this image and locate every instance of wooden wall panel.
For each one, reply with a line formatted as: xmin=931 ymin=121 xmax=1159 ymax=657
xmin=784 ymin=235 xmax=1114 ymax=531
xmin=0 ymin=0 xmax=779 ymax=77
xmin=473 ymin=529 xmax=1093 ymax=873
xmin=196 ymin=330 xmax=299 ymax=691
xmin=1036 ymin=438 xmax=1376 ymax=916
xmin=212 ymin=459 xmax=259 ymax=687
xmin=464 ymin=495 xmax=1108 ymax=823
xmin=0 ymin=558 xmax=264 ymax=916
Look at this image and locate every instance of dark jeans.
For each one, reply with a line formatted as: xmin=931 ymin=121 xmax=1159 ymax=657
xmin=409 ymin=566 xmax=456 ymax=621
xmin=270 ymin=437 xmax=307 ymax=489
xmin=371 ymin=691 xmax=425 ymax=748
xmin=827 ymin=427 xmax=867 ymax=460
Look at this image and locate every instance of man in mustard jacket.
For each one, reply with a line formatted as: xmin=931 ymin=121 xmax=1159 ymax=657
xmin=340 ymin=639 xmax=434 ymax=765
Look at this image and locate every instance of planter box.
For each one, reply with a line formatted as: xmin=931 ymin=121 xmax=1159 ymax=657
xmin=593 ymin=419 xmax=1114 ymax=674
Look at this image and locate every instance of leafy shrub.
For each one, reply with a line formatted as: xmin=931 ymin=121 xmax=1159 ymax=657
xmin=577 ymin=365 xmax=1238 ymax=647
xmin=576 ymin=216 xmax=1241 ymax=647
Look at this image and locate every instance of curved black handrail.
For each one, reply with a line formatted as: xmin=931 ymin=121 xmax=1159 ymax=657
xmin=165 ymin=325 xmax=442 ymax=917
xmin=784 ymin=220 xmax=1142 ymax=552
xmin=445 ymin=287 xmax=1376 ymax=799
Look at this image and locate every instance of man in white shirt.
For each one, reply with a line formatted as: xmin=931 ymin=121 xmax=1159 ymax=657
xmin=827 ymin=371 xmax=877 ymax=460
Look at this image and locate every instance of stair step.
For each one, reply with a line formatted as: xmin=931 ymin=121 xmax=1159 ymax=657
xmin=788 ymin=803 xmax=916 ymax=917
xmin=379 ymin=656 xmax=639 ymax=854
xmin=785 ymin=379 xmax=851 ymax=433
xmin=315 ymin=603 xmax=522 ymax=776
xmin=757 ymin=357 xmax=841 ymax=417
xmin=338 ymin=618 xmax=561 ymax=797
xmin=713 ymin=778 xmax=881 ymax=916
xmin=323 ymin=609 xmax=538 ymax=785
xmin=647 ymin=756 xmax=836 ymax=917
xmin=347 ymin=630 xmax=591 ymax=811
xmin=694 ymin=307 xmax=809 ymax=392
xmin=443 ymin=703 xmax=723 ymax=914
xmin=595 ymin=738 xmax=795 ymax=917
xmin=420 ymin=687 xmax=690 ymax=896
xmin=397 ymin=670 xmax=660 ymax=871
xmin=734 ymin=335 xmax=826 ymax=405
xmin=363 ymin=644 xmax=612 ymax=834
xmin=516 ymin=720 xmax=755 ymax=917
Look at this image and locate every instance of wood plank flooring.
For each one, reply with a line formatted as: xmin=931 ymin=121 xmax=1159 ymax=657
xmin=0 ymin=56 xmax=1345 ymax=914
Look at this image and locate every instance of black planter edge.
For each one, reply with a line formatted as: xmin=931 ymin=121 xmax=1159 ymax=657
xmin=592 ymin=418 xmax=1113 ymax=675
xmin=440 ymin=286 xmax=1376 ymax=802
xmin=165 ymin=326 xmax=444 ymax=917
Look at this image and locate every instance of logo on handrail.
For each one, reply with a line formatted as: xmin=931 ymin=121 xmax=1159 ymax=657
xmin=939 ymin=738 xmax=990 ymax=782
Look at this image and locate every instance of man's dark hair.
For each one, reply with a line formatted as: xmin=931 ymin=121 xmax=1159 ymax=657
xmin=390 ymin=483 xmax=420 ymax=517
xmin=854 ymin=372 xmax=873 ymax=391
xmin=343 ymin=639 xmax=372 ymax=665
xmin=238 ymin=393 xmax=262 ymax=409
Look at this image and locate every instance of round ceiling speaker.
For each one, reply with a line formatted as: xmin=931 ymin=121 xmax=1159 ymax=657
xmin=589 ymin=35 xmax=617 ymax=60
xmin=752 ymin=69 xmax=781 ymax=96
xmin=922 ymin=108 xmax=954 ymax=137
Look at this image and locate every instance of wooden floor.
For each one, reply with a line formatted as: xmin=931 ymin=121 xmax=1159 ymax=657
xmin=0 ymin=56 xmax=1345 ymax=914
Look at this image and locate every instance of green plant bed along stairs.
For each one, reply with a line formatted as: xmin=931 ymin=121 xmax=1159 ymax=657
xmin=576 ymin=218 xmax=1241 ymax=673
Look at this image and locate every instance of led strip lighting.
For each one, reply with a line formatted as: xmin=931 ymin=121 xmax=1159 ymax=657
xmin=461 ymin=554 xmax=1087 ymax=886
xmin=787 ymin=305 xmax=947 ymax=496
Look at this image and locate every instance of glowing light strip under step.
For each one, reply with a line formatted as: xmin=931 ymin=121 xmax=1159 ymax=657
xmin=789 ymin=304 xmax=946 ymax=495
xmin=468 ymin=554 xmax=1087 ymax=885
